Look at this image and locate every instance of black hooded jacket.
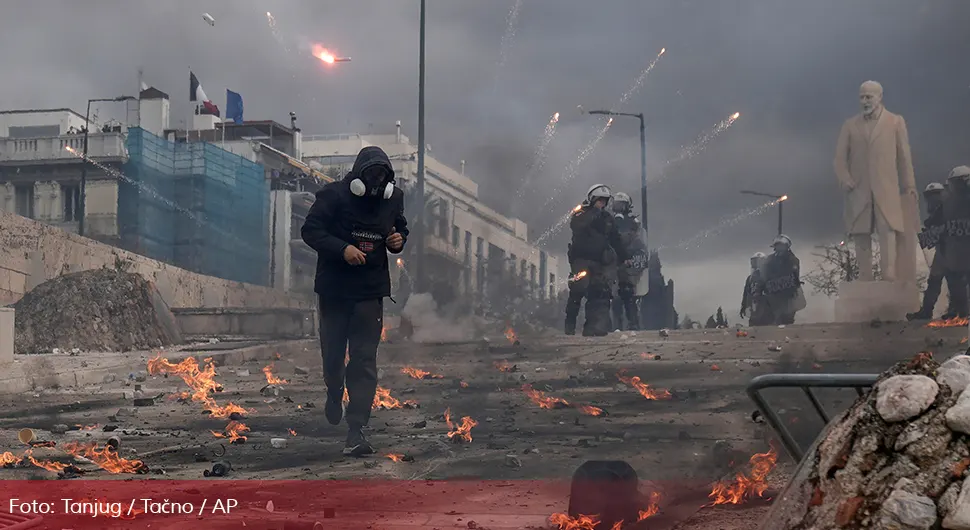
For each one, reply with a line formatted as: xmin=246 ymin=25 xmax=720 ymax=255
xmin=301 ymin=146 xmax=409 ymax=300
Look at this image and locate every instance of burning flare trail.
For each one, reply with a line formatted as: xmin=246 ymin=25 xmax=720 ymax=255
xmin=660 ymin=198 xmax=781 ymax=252
xmin=541 ymin=118 xmax=614 ymax=216
xmin=512 ymin=111 xmax=561 ymax=209
xmin=655 ymin=112 xmax=742 ymax=181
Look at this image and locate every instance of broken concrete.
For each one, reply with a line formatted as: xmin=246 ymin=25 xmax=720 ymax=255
xmin=876 ymin=375 xmax=939 ymax=422
xmin=938 ymin=355 xmax=970 ymax=397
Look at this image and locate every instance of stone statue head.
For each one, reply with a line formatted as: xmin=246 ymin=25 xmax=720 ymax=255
xmin=859 ymin=81 xmax=883 ymax=117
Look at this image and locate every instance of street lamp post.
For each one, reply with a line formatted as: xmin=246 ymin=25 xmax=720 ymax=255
xmin=79 ymin=95 xmax=135 ymax=237
xmin=414 ymin=0 xmax=427 ymax=293
xmin=586 ymin=110 xmax=648 ymax=249
xmin=740 ymin=190 xmax=788 ymax=235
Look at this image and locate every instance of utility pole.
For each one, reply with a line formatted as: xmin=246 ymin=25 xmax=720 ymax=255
xmin=414 ymin=0 xmax=427 ymax=292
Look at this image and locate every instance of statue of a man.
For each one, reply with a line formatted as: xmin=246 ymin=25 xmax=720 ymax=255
xmin=834 ymin=81 xmax=918 ymax=282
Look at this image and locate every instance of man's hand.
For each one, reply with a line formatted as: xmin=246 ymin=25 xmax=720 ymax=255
xmin=343 ymin=245 xmax=367 ymax=265
xmin=386 ymin=229 xmax=404 ymax=252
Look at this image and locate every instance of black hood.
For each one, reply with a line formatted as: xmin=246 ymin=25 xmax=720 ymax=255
xmin=345 ymin=146 xmax=394 ymax=183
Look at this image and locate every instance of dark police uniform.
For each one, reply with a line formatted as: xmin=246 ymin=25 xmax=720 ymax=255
xmin=566 ymin=204 xmax=626 ymax=336
xmin=611 ymin=212 xmax=645 ymax=330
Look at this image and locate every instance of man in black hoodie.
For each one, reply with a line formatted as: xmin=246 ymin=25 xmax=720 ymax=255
xmin=301 ymin=146 xmax=408 ymax=456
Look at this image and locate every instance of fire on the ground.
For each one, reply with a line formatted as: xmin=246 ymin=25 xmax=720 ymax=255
xmin=444 ymin=408 xmax=478 ymax=443
xmin=548 ymin=491 xmax=661 ymax=529
xmin=522 ymin=384 xmax=604 ymax=416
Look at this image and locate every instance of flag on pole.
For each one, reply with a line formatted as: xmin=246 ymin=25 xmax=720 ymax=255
xmin=190 ymin=72 xmax=220 ymax=117
xmin=226 ymin=89 xmax=244 ymax=124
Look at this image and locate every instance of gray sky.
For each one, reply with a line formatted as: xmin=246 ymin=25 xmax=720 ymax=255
xmin=3 ymin=0 xmax=969 ymax=319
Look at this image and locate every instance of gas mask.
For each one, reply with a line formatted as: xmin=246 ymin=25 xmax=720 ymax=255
xmin=350 ymin=164 xmax=394 ymax=199
xmin=859 ymin=81 xmax=883 ymax=117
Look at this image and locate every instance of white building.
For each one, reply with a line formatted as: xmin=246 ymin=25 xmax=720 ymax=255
xmin=302 ymin=123 xmax=565 ymax=305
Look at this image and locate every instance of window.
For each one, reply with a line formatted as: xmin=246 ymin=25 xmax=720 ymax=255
xmin=549 ymin=274 xmax=556 ymax=299
xmin=520 ymin=259 xmax=527 ymax=279
xmin=539 ymin=251 xmax=548 ymax=289
xmin=14 ymin=185 xmax=34 ymax=219
xmin=452 ymin=225 xmax=460 ymax=247
xmin=509 ymin=254 xmax=517 ymax=276
xmin=476 ymin=237 xmax=485 ymax=290
xmin=464 ymin=231 xmax=472 ymax=264
xmin=62 ymin=184 xmax=80 ymax=222
xmin=438 ymin=201 xmax=449 ymax=240
xmin=530 ymin=264 xmax=537 ymax=290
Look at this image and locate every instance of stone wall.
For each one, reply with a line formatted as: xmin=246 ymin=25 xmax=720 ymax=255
xmin=0 ymin=210 xmax=314 ymax=309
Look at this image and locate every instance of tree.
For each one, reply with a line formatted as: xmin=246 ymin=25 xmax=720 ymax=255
xmin=803 ymin=243 xmax=928 ymax=297
xmin=705 ymin=315 xmax=717 ymax=329
xmin=715 ymin=306 xmax=728 ymax=328
xmin=681 ymin=314 xmax=696 ymax=329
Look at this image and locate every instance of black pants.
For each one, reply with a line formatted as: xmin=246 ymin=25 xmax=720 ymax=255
xmin=565 ymin=260 xmax=613 ymax=336
xmin=611 ymin=282 xmax=639 ymax=331
xmin=945 ymin=272 xmax=970 ymax=317
xmin=318 ymin=297 xmax=383 ymax=428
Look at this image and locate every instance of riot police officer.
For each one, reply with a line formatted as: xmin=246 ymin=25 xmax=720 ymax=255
xmin=610 ymin=192 xmax=645 ymax=330
xmin=909 ymin=182 xmax=949 ymax=320
xmin=565 ymin=184 xmax=627 ymax=336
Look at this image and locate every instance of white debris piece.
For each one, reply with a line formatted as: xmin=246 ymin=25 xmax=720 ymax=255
xmin=203 ymin=13 xmax=215 ymax=26
xmin=876 ymin=375 xmax=939 ymax=422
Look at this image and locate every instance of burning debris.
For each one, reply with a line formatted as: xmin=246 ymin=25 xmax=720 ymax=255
xmin=385 ymin=453 xmax=414 ymax=463
xmin=444 ymin=408 xmax=478 ymax=443
xmin=522 ymin=385 xmax=605 ymax=416
xmin=760 ymin=352 xmax=970 ymax=529
xmin=616 ymin=371 xmax=672 ymax=401
xmin=708 ymin=446 xmax=778 ymax=506
xmin=401 ymin=366 xmax=444 ymax=380
xmin=13 ymin=269 xmax=182 ymax=354
xmin=343 ymin=386 xmax=417 ymax=410
xmin=551 ymin=491 xmax=662 ymax=529
xmin=147 ymin=355 xmax=249 ymax=418
xmin=262 ymin=364 xmax=288 ymax=385
xmin=927 ymin=316 xmax=970 ymax=328
xmin=505 ymin=326 xmax=520 ymax=346
xmin=494 ymin=360 xmax=517 ymax=373
xmin=211 ymin=421 xmax=249 ymax=444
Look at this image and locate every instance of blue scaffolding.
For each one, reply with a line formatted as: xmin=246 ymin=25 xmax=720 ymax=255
xmin=120 ymin=128 xmax=270 ymax=286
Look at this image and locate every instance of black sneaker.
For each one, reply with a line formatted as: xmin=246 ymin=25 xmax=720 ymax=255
xmin=343 ymin=427 xmax=375 ymax=457
xmin=325 ymin=393 xmax=343 ymax=426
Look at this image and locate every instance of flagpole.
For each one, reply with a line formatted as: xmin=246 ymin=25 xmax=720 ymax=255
xmin=221 ymin=91 xmax=227 ymax=150
xmin=136 ymin=68 xmax=143 ymax=127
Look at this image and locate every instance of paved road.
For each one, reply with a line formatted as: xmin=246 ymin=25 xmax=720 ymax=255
xmin=0 ymin=321 xmax=964 ymax=528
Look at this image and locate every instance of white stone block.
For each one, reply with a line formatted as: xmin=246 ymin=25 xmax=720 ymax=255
xmin=835 ymin=280 xmax=919 ymax=322
xmin=0 ymin=308 xmax=13 ymax=364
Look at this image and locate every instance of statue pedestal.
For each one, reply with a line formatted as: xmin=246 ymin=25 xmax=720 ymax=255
xmin=834 ymin=280 xmax=919 ymax=322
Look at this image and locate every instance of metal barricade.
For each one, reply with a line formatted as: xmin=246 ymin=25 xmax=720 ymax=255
xmin=746 ymin=373 xmax=879 ymax=461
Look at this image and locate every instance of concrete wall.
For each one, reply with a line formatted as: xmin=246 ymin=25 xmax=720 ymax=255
xmin=0 ymin=109 xmax=87 ymax=137
xmin=171 ymin=307 xmax=317 ymax=340
xmin=0 ymin=209 xmax=314 ymax=309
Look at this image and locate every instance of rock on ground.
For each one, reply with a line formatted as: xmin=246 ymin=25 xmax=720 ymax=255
xmin=11 ymin=268 xmax=182 ymax=354
xmin=758 ymin=353 xmax=970 ymax=530
xmin=946 ymin=390 xmax=970 ymax=436
xmin=876 ymin=375 xmax=939 ymax=422
xmin=938 ymin=355 xmax=970 ymax=396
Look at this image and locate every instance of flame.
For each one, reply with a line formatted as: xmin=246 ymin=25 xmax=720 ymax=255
xmin=459 ymin=381 xmax=469 ymax=388
xmin=576 ymin=405 xmax=605 ymax=416
xmin=211 ymin=420 xmax=250 ymax=444
xmin=288 ymin=428 xmax=297 ymax=436
xmin=262 ymin=364 xmax=288 ymax=385
xmin=730 ymin=112 xmax=741 ymax=120
xmin=553 ymin=112 xmax=561 ymax=122
xmin=736 ymin=330 xmax=749 ymax=337
xmin=26 ymin=454 xmax=69 ymax=473
xmin=708 ymin=447 xmax=778 ymax=505
xmin=373 ymin=386 xmax=417 ymax=410
xmin=494 ymin=360 xmax=514 ymax=372
xmin=549 ymin=513 xmax=600 ymax=530
xmin=396 ymin=258 xmax=404 ymax=267
xmin=640 ymin=352 xmax=659 ymax=360
xmin=522 ymin=384 xmax=603 ymax=416
xmin=928 ymin=316 xmax=969 ymax=328
xmin=147 ymin=355 xmax=249 ymax=418
xmin=312 ymin=44 xmax=336 ymax=64
xmin=659 ymin=47 xmax=666 ymax=56
xmin=610 ymin=522 xmax=623 ymax=530
xmin=385 ymin=453 xmax=405 ymax=462
xmin=573 ymin=203 xmax=583 ymax=212
xmin=444 ymin=408 xmax=478 ymax=443
xmin=62 ymin=442 xmax=149 ymax=474
xmin=1 ymin=452 xmax=22 ymax=466
xmin=381 ymin=326 xmax=388 ymax=342
xmin=570 ymin=270 xmax=588 ymax=283
xmin=617 ymin=371 xmax=672 ymax=400
xmin=638 ymin=491 xmax=662 ymax=520
xmin=402 ymin=366 xmax=444 ymax=380
xmin=710 ymin=364 xmax=721 ymax=371
xmin=962 ymin=337 xmax=968 ymax=345
xmin=523 ymin=384 xmax=570 ymax=410
xmin=778 ymin=195 xmax=788 ymax=202
xmin=75 ymin=424 xmax=99 ymax=431
xmin=505 ymin=326 xmax=519 ymax=344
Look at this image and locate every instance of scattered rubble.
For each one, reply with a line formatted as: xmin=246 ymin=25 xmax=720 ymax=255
xmin=761 ymin=353 xmax=970 ymax=530
xmin=12 ymin=269 xmax=182 ymax=354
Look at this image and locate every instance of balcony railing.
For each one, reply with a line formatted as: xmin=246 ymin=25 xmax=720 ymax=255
xmin=0 ymin=133 xmax=128 ymax=164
